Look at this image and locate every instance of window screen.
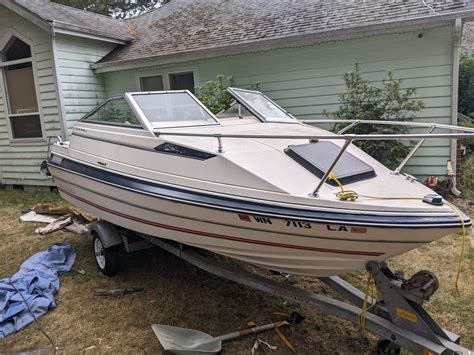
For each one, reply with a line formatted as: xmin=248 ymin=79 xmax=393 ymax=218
xmin=169 ymin=71 xmax=195 ymax=93
xmin=83 ymin=98 xmax=141 ymax=127
xmin=10 ymin=115 xmax=42 ymax=139
xmin=140 ymin=75 xmax=164 ymax=91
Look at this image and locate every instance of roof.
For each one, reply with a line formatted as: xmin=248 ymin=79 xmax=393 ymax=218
xmin=1 ymin=0 xmax=133 ymax=42
xmin=462 ymin=22 xmax=474 ymax=54
xmin=96 ymin=0 xmax=474 ymax=69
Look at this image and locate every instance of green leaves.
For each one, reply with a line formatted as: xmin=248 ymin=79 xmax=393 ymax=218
xmin=459 ymin=54 xmax=474 ymax=120
xmin=195 ymin=75 xmax=236 ymax=114
xmin=195 ymin=75 xmax=261 ymax=114
xmin=51 ymin=0 xmax=165 ymax=19
xmin=330 ymin=64 xmax=425 ymax=170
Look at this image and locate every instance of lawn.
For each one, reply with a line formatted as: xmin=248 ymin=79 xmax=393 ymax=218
xmin=0 ymin=190 xmax=472 ymax=353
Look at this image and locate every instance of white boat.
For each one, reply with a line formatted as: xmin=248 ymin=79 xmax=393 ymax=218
xmin=45 ymin=88 xmax=472 ymax=277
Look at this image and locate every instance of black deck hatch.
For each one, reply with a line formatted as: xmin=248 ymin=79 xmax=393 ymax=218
xmin=285 ymin=142 xmax=376 ymax=185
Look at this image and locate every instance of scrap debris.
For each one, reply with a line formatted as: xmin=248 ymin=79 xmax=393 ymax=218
xmin=94 ymin=287 xmax=144 ymax=297
xmin=251 ymin=339 xmax=278 ymax=354
xmin=19 ymin=203 xmax=97 ymax=235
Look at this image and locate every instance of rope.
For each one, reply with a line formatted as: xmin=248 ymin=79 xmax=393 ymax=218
xmin=444 ymin=201 xmax=468 ymax=295
xmin=327 ymin=171 xmax=469 ymax=299
xmin=358 ymin=274 xmax=377 ymax=330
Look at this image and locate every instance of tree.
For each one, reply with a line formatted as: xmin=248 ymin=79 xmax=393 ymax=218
xmin=329 ymin=64 xmax=425 ymax=170
xmin=51 ymin=0 xmax=167 ymax=19
xmin=458 ymin=54 xmax=474 ymax=119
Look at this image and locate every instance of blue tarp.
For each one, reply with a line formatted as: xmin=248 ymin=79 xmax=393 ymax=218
xmin=0 ymin=243 xmax=76 ymax=338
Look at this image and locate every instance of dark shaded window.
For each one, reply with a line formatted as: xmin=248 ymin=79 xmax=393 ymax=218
xmin=140 ymin=75 xmax=164 ymax=91
xmin=169 ymin=71 xmax=195 ymax=93
xmin=5 ymin=37 xmax=31 ymax=61
xmin=10 ymin=115 xmax=42 ymax=139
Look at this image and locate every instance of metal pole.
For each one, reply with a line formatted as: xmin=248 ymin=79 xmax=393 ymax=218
xmin=217 ymin=136 xmax=224 ymax=153
xmin=312 ymin=139 xmax=352 ymax=197
xmin=337 ymin=120 xmax=360 ymax=135
xmin=393 ymin=125 xmax=436 ymax=175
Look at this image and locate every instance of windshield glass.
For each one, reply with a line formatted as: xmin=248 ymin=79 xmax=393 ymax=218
xmin=227 ymin=88 xmax=296 ymax=122
xmin=131 ymin=92 xmax=218 ymax=128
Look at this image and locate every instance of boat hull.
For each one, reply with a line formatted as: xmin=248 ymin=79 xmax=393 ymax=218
xmin=49 ymin=163 xmax=461 ymax=277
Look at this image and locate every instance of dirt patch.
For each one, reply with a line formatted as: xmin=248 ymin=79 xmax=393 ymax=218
xmin=0 ymin=191 xmax=472 ymax=353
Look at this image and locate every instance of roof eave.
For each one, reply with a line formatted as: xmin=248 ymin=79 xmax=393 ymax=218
xmin=52 ymin=21 xmax=133 ymax=44
xmin=0 ymin=1 xmax=133 ymax=44
xmin=92 ymin=9 xmax=474 ymax=73
xmin=0 ymin=0 xmax=53 ymax=33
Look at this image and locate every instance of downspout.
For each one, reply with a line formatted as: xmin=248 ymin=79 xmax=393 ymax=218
xmin=450 ymin=18 xmax=462 ymax=192
xmin=50 ymin=21 xmax=68 ymax=140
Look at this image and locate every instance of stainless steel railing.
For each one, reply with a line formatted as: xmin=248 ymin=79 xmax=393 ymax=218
xmin=156 ymin=119 xmax=474 ymax=197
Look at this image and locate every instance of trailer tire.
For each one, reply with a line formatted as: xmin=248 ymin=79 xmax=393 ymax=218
xmin=92 ymin=232 xmax=120 ymax=276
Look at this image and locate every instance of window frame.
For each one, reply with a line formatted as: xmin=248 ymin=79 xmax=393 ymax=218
xmin=136 ymin=68 xmax=198 ymax=92
xmin=227 ymin=87 xmax=298 ymax=123
xmin=126 ymin=90 xmax=221 ymax=131
xmin=79 ymin=95 xmax=144 ymax=129
xmin=0 ymin=32 xmax=46 ymax=144
xmin=138 ymin=73 xmax=165 ymax=92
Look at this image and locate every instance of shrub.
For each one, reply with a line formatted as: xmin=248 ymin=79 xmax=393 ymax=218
xmin=459 ymin=54 xmax=474 ymax=119
xmin=329 ymin=64 xmax=425 ymax=170
xmin=196 ymin=75 xmax=261 ymax=114
xmin=460 ymin=154 xmax=474 ymax=198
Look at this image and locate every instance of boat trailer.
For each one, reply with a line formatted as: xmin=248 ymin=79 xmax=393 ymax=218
xmin=90 ymin=221 xmax=470 ymax=354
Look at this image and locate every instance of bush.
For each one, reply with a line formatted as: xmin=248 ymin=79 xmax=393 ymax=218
xmin=196 ymin=75 xmax=260 ymax=114
xmin=460 ymin=154 xmax=474 ymax=198
xmin=329 ymin=64 xmax=425 ymax=170
xmin=459 ymin=54 xmax=474 ymax=119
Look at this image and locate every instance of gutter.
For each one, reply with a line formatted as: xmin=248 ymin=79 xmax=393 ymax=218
xmin=50 ymin=24 xmax=68 ymax=141
xmin=92 ymin=9 xmax=474 ymax=73
xmin=450 ymin=18 xmax=463 ymax=185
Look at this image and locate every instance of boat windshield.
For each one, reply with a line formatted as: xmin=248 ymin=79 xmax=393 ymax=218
xmin=227 ymin=87 xmax=297 ymax=123
xmin=130 ymin=91 xmax=219 ymax=129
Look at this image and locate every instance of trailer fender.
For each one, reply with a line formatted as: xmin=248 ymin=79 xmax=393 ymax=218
xmin=89 ymin=221 xmax=123 ymax=248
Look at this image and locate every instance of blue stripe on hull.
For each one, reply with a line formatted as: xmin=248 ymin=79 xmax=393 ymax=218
xmin=48 ymin=154 xmax=471 ymax=229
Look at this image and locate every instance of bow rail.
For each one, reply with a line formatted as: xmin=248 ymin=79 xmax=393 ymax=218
xmin=156 ymin=120 xmax=474 ymax=197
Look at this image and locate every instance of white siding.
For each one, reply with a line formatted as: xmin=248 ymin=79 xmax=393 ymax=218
xmin=55 ymin=34 xmax=116 ymax=131
xmin=0 ymin=6 xmax=60 ymax=185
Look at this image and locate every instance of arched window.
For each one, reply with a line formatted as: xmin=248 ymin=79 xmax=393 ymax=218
xmin=0 ymin=36 xmax=43 ymax=140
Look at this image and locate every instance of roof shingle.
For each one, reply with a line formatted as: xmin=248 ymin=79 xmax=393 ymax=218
xmin=10 ymin=0 xmax=132 ymax=41
xmin=100 ymin=0 xmax=474 ymax=64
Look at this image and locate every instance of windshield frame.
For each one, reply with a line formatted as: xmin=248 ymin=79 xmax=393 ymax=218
xmin=79 ymin=95 xmax=144 ymax=129
xmin=227 ymin=87 xmax=297 ymax=123
xmin=125 ymin=90 xmax=221 ymax=131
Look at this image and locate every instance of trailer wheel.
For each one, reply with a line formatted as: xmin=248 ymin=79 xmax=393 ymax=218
xmin=92 ymin=232 xmax=120 ymax=276
xmin=376 ymin=339 xmax=401 ymax=354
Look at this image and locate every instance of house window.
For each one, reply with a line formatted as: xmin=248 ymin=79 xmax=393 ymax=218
xmin=140 ymin=75 xmax=164 ymax=91
xmin=169 ymin=71 xmax=195 ymax=93
xmin=0 ymin=36 xmax=43 ymax=140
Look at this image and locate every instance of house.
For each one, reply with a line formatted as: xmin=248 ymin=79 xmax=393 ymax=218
xmin=0 ymin=0 xmax=473 ymax=187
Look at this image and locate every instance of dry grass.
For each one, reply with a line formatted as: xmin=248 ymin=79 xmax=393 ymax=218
xmin=0 ymin=190 xmax=472 ymax=354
